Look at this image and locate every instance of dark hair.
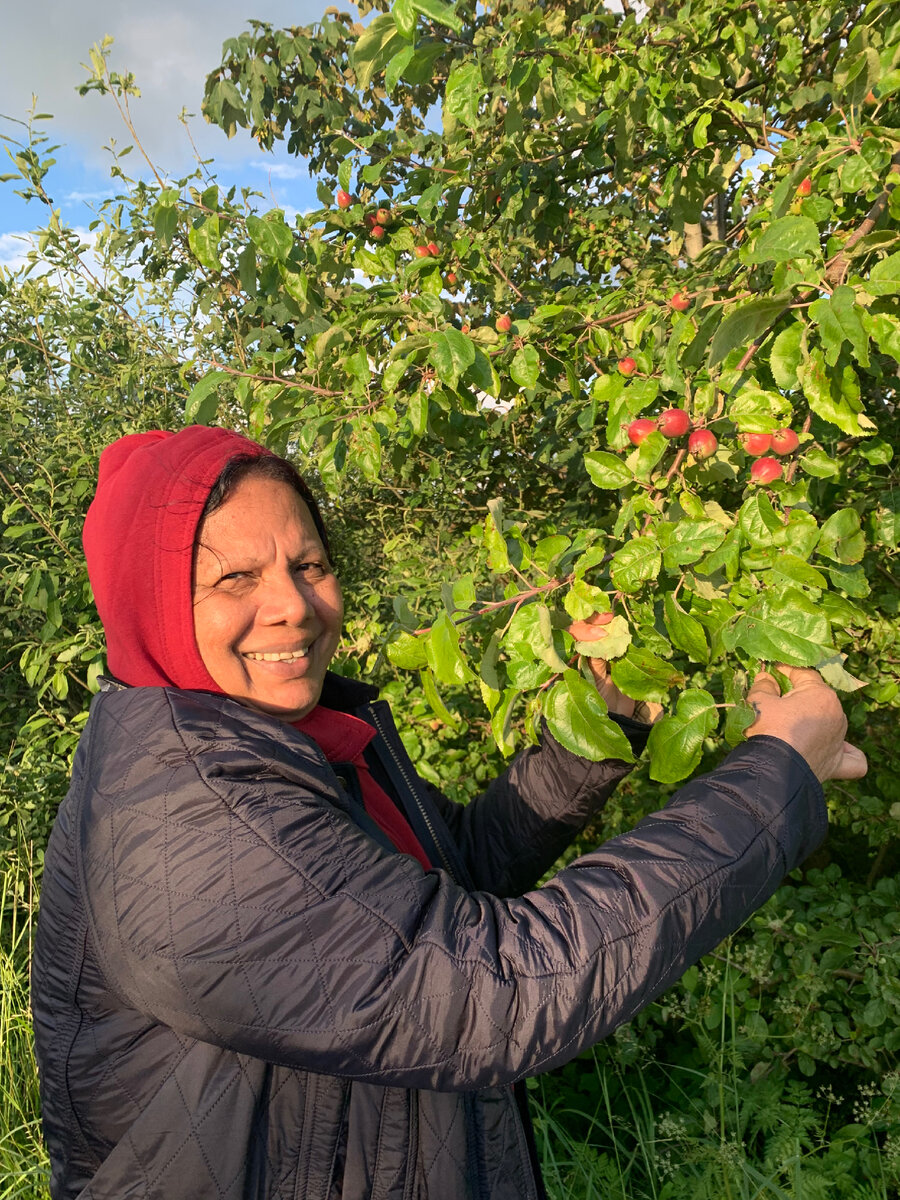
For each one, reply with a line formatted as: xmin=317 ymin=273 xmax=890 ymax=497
xmin=200 ymin=453 xmax=332 ymax=558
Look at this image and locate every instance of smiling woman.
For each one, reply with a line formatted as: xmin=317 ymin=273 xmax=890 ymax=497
xmin=30 ymin=424 xmax=861 ymax=1200
xmin=193 ymin=472 xmax=344 ymax=721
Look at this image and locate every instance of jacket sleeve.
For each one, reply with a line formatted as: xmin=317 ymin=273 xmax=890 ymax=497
xmin=423 ymin=714 xmax=651 ymax=895
xmin=79 ymin=689 xmax=826 ymax=1094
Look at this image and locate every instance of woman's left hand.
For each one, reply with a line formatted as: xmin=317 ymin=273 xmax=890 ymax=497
xmin=567 ymin=611 xmax=663 ymax=725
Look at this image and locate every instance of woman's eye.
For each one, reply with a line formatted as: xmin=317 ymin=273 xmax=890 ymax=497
xmin=294 ymin=561 xmax=328 ymax=581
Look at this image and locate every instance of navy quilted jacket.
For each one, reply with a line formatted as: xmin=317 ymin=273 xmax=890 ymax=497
xmin=31 ymin=672 xmax=826 ymax=1199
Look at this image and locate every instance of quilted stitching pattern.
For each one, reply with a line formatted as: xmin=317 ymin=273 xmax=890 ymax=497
xmin=31 ymin=684 xmax=825 ymax=1200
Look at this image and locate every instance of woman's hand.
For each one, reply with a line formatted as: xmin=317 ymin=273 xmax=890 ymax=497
xmin=567 ymin=611 xmax=663 ymax=724
xmin=746 ymin=664 xmax=867 ymax=782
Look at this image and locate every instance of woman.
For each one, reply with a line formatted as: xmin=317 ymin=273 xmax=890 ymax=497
xmin=31 ymin=425 xmax=865 ymax=1200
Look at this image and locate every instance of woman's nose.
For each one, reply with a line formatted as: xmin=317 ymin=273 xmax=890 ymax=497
xmin=258 ymin=570 xmax=316 ymax=625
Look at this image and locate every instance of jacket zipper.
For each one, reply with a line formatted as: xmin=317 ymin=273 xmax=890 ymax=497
xmin=364 ymin=703 xmax=459 ymax=882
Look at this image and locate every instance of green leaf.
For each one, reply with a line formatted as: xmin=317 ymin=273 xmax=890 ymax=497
xmin=490 ymin=687 xmax=519 ymax=756
xmin=573 ymin=614 xmax=632 ymax=661
xmin=352 ymin=14 xmax=408 ymax=89
xmin=769 ymin=322 xmax=803 ymax=390
xmin=867 ymin=251 xmax=900 ymax=296
xmin=809 ymin=286 xmax=869 ymax=367
xmin=386 ymin=630 xmax=428 ymax=669
xmin=430 ymin=329 xmax=476 ymax=389
xmin=730 ymin=589 xmax=833 ymax=666
xmin=633 ymin=430 xmax=668 ymax=481
xmin=817 ymin=509 xmax=865 ymax=564
xmin=510 ymin=344 xmax=540 ymax=389
xmin=663 ymin=594 xmax=709 ymax=663
xmin=647 ymin=690 xmax=718 ymax=784
xmin=188 ymin=214 xmax=222 ymax=271
xmin=185 ymin=370 xmax=229 ymax=424
xmin=799 ymin=449 xmax=840 ymax=478
xmin=392 ymin=0 xmax=417 ymax=38
xmin=425 ymin=610 xmax=473 ymax=686
xmin=584 ymin=451 xmax=633 ymax=490
xmin=411 ymin=0 xmax=463 ymax=34
xmin=768 ymin=553 xmax=828 ymax=590
xmin=662 ymin=520 xmax=726 ymax=569
xmin=709 ymin=296 xmax=790 ymax=367
xmin=420 ymin=668 xmax=461 ymax=726
xmin=246 ymin=212 xmax=293 ymax=262
xmin=738 ymin=493 xmax=783 ymax=547
xmin=445 ymin=62 xmax=482 ymax=129
xmin=543 ymin=670 xmax=634 ymax=762
xmin=610 ymin=647 xmax=684 ymax=704
xmin=748 ymin=216 xmax=821 ymax=264
xmin=610 ymin=537 xmax=662 ymax=592
xmin=797 ymin=347 xmax=876 ymax=437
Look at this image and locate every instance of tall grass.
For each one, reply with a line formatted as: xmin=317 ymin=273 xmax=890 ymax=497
xmin=0 ymin=853 xmax=49 ymax=1200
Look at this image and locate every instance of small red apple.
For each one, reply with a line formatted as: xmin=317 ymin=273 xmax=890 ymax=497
xmin=495 ymin=313 xmax=512 ymax=333
xmin=688 ymin=429 xmax=718 ymax=460
xmin=363 ymin=213 xmax=377 ymax=231
xmin=370 ymin=224 xmax=385 ymax=240
xmin=461 ymin=323 xmax=471 ymax=333
xmin=796 ymin=177 xmax=812 ymax=197
xmin=375 ymin=207 xmax=392 ymax=226
xmin=427 ymin=241 xmax=440 ymax=256
xmin=658 ymin=408 xmax=690 ymax=438
xmin=770 ymin=428 xmax=799 ymax=455
xmin=669 ymin=291 xmax=691 ymax=312
xmin=445 ymin=271 xmax=458 ymax=287
xmin=336 ymin=189 xmax=353 ymax=209
xmin=740 ymin=432 xmax=772 ymax=456
xmin=627 ymin=418 xmax=657 ymax=446
xmin=618 ymin=356 xmax=637 ymax=377
xmin=414 ymin=245 xmax=430 ymax=258
xmin=750 ymin=457 xmax=783 ymax=484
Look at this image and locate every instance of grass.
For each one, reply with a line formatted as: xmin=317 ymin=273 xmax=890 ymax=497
xmin=0 ymin=854 xmax=49 ymax=1200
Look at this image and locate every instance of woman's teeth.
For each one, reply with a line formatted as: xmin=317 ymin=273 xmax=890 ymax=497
xmin=244 ymin=649 xmax=309 ymax=662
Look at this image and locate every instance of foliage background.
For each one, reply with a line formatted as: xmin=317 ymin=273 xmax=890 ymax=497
xmin=2 ymin=0 xmax=900 ymax=1194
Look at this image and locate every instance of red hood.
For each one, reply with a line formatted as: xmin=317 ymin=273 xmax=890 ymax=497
xmin=82 ymin=425 xmax=271 ymax=690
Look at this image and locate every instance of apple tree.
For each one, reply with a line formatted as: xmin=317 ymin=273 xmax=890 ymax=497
xmin=193 ymin=0 xmax=900 ymax=795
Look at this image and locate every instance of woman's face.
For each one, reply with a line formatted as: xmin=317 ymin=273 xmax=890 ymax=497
xmin=192 ymin=476 xmax=343 ymax=722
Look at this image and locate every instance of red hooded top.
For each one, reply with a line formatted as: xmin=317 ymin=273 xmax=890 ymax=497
xmin=83 ymin=425 xmax=430 ymax=868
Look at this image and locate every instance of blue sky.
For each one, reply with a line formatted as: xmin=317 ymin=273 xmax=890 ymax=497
xmin=0 ymin=0 xmax=332 ymax=268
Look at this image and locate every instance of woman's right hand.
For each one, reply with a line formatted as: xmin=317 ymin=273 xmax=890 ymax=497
xmin=745 ymin=665 xmax=868 ymax=782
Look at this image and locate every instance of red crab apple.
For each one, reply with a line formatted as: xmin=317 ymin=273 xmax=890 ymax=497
xmin=796 ymin=177 xmax=812 ymax=197
xmin=374 ymin=207 xmax=392 ymax=226
xmin=688 ymin=429 xmax=718 ymax=460
xmin=627 ymin=418 xmax=657 ymax=446
xmin=445 ymin=271 xmax=458 ymax=287
xmin=618 ymin=356 xmax=637 ymax=377
xmin=495 ymin=313 xmax=512 ymax=333
xmin=770 ymin=427 xmax=799 ymax=455
xmin=658 ymin=407 xmax=690 ymax=437
xmin=414 ymin=245 xmax=430 ymax=258
xmin=336 ymin=189 xmax=353 ymax=209
xmin=370 ymin=224 xmax=385 ymax=240
xmin=427 ymin=241 xmax=440 ymax=256
xmin=750 ymin=457 xmax=783 ymax=484
xmin=363 ymin=213 xmax=377 ymax=231
xmin=669 ymin=291 xmax=691 ymax=312
xmin=740 ymin=431 xmax=772 ymax=456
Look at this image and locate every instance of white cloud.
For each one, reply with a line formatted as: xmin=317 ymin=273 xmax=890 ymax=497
xmin=0 ymin=0 xmax=329 ymax=173
xmin=0 ymin=231 xmax=35 ymax=273
xmin=247 ymin=162 xmax=310 ymax=181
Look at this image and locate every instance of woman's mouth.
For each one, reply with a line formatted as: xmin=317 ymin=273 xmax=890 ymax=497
xmin=243 ymin=648 xmax=310 ymax=662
